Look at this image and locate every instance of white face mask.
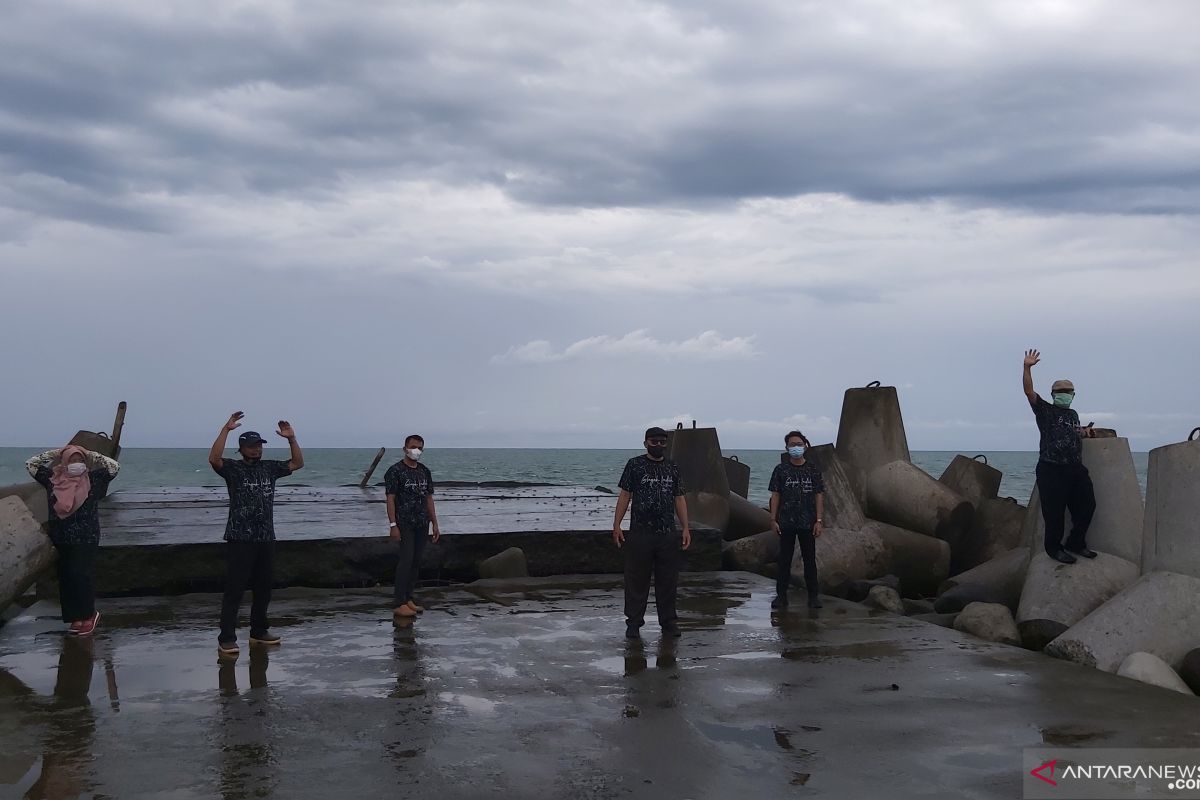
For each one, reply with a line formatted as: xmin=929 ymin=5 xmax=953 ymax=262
xmin=406 ymin=448 xmax=423 ymax=461
xmin=66 ymin=462 xmax=87 ymax=477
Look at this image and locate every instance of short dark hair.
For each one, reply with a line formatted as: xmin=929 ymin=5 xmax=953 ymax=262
xmin=404 ymin=434 xmax=424 ymax=447
xmin=644 ymin=426 xmax=668 ymax=441
xmin=784 ymin=430 xmax=809 ymax=445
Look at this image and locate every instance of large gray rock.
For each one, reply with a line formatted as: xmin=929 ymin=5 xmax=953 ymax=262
xmin=865 ymin=461 xmax=976 ymax=565
xmin=868 ymin=521 xmax=950 ymax=598
xmin=792 ymin=525 xmax=889 ymax=593
xmin=967 ymin=498 xmax=1026 ymax=567
xmin=835 ymin=384 xmax=911 ymax=505
xmin=724 ymin=493 xmax=775 ymax=541
xmin=939 ymin=547 xmax=1028 ymax=611
xmin=722 ymin=530 xmax=778 ymax=572
xmin=1179 ymin=649 xmax=1200 ymax=695
xmin=1023 ymin=438 xmax=1144 ymax=566
xmin=953 ymin=602 xmax=1021 ymax=646
xmin=1116 ymin=652 xmax=1195 ymax=696
xmin=1045 ymin=571 xmax=1200 ymax=672
xmin=477 ymin=547 xmax=529 ymax=580
xmin=934 ymin=583 xmax=1012 ymax=614
xmin=0 ymin=496 xmax=54 ymax=614
xmin=938 ymin=455 xmax=1002 ymax=505
xmin=864 ymin=585 xmax=904 ymax=614
xmin=802 ymin=445 xmax=867 ymax=531
xmin=1143 ymin=435 xmax=1200 ymax=577
xmin=1016 ymin=550 xmax=1138 ymax=651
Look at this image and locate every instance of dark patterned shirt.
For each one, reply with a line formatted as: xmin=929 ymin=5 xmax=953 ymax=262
xmin=768 ymin=461 xmax=825 ymax=529
xmin=1031 ymin=396 xmax=1083 ymax=466
xmin=214 ymin=459 xmax=293 ymax=541
xmin=30 ymin=465 xmax=116 ymax=546
xmin=384 ymin=461 xmax=435 ymax=531
xmin=618 ymin=456 xmax=685 ymax=534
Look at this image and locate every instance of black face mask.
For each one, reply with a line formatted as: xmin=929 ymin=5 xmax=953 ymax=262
xmin=646 ymin=444 xmax=666 ymax=459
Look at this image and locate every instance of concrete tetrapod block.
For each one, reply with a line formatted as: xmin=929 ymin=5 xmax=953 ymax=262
xmin=1142 ymin=435 xmax=1200 ymax=577
xmin=791 ymin=524 xmax=889 ymax=593
xmin=0 ymin=481 xmax=49 ymax=525
xmin=835 ymin=384 xmax=911 ymax=505
xmin=722 ymin=530 xmax=778 ymax=572
xmin=1016 ymin=550 xmax=1138 ymax=651
xmin=865 ymin=461 xmax=975 ymax=567
xmin=938 ymin=455 xmax=1002 ymax=506
xmin=666 ymin=426 xmax=731 ymax=534
xmin=1044 ymin=571 xmax=1200 ymax=673
xmin=723 ymin=456 xmax=750 ymax=499
xmin=868 ymin=521 xmax=950 ymax=599
xmin=724 ymin=493 xmax=775 ymax=541
xmin=938 ymin=547 xmax=1029 ymax=610
xmin=0 ymin=496 xmax=54 ymax=614
xmin=802 ymin=444 xmax=867 ymax=531
xmin=1116 ymin=652 xmax=1195 ymax=696
xmin=967 ymin=497 xmax=1026 ymax=568
xmin=1023 ymin=438 xmax=1144 ymax=566
xmin=476 ymin=547 xmax=529 ymax=580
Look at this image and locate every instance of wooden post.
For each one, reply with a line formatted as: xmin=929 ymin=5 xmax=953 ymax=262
xmin=360 ymin=447 xmax=387 ymax=488
xmin=111 ymin=401 xmax=128 ymax=452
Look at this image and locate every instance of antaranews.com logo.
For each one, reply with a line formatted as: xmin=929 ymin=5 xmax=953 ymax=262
xmin=1024 ymin=749 xmax=1200 ymax=799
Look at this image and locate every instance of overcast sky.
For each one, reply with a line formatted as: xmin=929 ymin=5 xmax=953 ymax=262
xmin=2 ymin=1 xmax=1197 ymax=451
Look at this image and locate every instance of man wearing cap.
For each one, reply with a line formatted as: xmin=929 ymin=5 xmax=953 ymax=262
xmin=613 ymin=427 xmax=691 ymax=639
xmin=1023 ymin=350 xmax=1097 ymax=565
xmin=208 ymin=411 xmax=305 ymax=658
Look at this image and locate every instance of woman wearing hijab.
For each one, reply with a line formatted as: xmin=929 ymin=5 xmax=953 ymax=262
xmin=25 ymin=445 xmax=121 ymax=636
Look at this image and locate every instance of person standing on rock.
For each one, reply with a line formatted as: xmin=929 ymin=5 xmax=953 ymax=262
xmin=209 ymin=412 xmax=304 ymax=659
xmin=613 ymin=426 xmax=691 ymax=639
xmin=768 ymin=431 xmax=825 ymax=610
xmin=1023 ymin=349 xmax=1097 ymax=565
xmin=384 ymin=435 xmax=441 ymax=621
xmin=26 ymin=445 xmax=121 ymax=636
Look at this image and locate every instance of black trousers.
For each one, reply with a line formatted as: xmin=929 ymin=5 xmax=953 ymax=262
xmin=1036 ymin=462 xmax=1097 ymax=556
xmin=220 ymin=541 xmax=275 ymax=642
xmin=777 ymin=525 xmax=819 ymax=601
xmin=55 ymin=542 xmax=98 ymax=623
xmin=623 ymin=530 xmax=681 ymax=630
xmin=394 ymin=524 xmax=429 ymax=606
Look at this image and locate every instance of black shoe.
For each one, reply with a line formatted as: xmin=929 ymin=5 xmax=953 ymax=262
xmin=770 ymin=596 xmax=788 ymax=610
xmin=1066 ymin=546 xmax=1098 ymax=559
xmin=807 ymin=596 xmax=823 ymax=609
xmin=662 ymin=626 xmax=682 ymax=639
xmin=625 ymin=626 xmax=641 ymax=639
xmin=1049 ymin=550 xmax=1077 ymax=564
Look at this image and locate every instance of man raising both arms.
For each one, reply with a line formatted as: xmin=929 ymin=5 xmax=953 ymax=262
xmin=209 ymin=412 xmax=304 ymax=659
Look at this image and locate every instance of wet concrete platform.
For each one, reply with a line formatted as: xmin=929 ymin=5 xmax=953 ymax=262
xmin=87 ymin=486 xmax=721 ymax=592
xmin=2 ymin=572 xmax=1198 ymax=799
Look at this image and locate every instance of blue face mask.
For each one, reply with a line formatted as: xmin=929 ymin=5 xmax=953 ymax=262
xmin=787 ymin=445 xmax=806 ymax=459
xmin=1052 ymin=392 xmax=1074 ymax=408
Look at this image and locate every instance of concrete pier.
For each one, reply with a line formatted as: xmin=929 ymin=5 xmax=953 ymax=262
xmin=3 ymin=573 xmax=1200 ymax=799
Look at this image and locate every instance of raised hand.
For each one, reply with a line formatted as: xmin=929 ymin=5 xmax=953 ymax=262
xmin=224 ymin=412 xmax=245 ymax=432
xmin=1023 ymin=349 xmax=1041 ymax=368
xmin=277 ymin=420 xmax=296 ymax=439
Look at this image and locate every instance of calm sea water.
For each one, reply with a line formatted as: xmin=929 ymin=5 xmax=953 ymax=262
xmin=0 ymin=447 xmax=1148 ymax=507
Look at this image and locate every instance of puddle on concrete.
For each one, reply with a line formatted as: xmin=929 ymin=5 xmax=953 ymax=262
xmin=693 ymin=721 xmax=815 ymax=757
xmin=782 ymin=641 xmax=906 ymax=663
xmin=717 ymin=651 xmax=777 ymax=661
xmin=1040 ymin=725 xmax=1115 ymax=745
xmin=438 ymin=692 xmax=499 ymax=713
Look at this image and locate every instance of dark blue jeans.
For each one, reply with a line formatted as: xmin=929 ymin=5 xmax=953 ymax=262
xmin=777 ymin=524 xmax=818 ymax=601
